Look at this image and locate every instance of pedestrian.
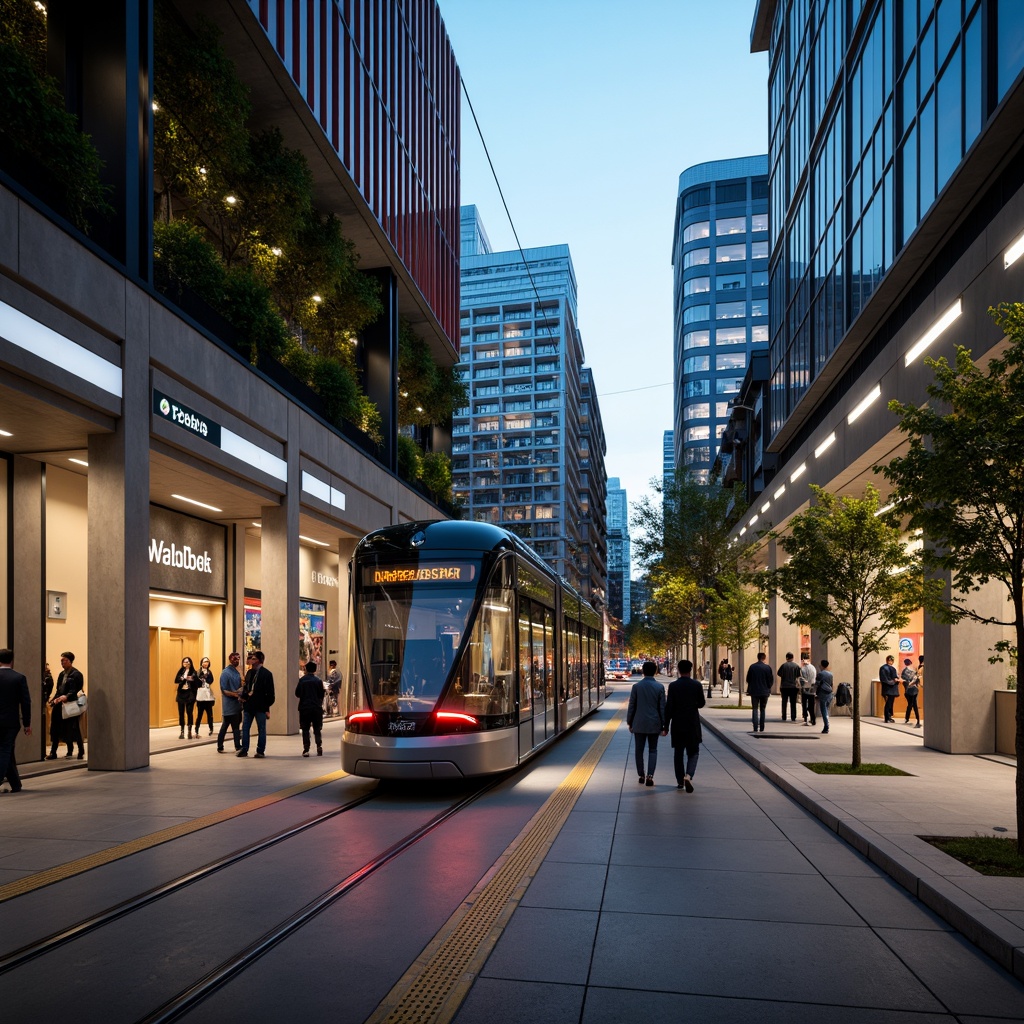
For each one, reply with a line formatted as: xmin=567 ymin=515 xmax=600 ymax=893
xmin=627 ymin=660 xmax=666 ymax=787
xmin=0 ymin=649 xmax=31 ymax=795
xmin=174 ymin=656 xmax=199 ymax=739
xmin=216 ymin=652 xmax=243 ymax=753
xmin=799 ymin=655 xmax=817 ymax=726
xmin=816 ymin=659 xmax=834 ymax=734
xmin=51 ymin=652 xmax=85 ymax=760
xmin=879 ymin=655 xmax=900 ymax=723
xmin=718 ymin=659 xmax=733 ymax=699
xmin=778 ymin=651 xmax=801 ymax=721
xmin=664 ymin=658 xmax=706 ymax=792
xmin=44 ymin=660 xmax=64 ymax=760
xmin=194 ymin=657 xmax=216 ymax=736
xmin=902 ymin=658 xmax=922 ymax=727
xmin=296 ymin=660 xmax=325 ymax=757
xmin=326 ymin=659 xmax=342 ymax=716
xmin=745 ymin=651 xmax=773 ymax=733
xmin=237 ymin=650 xmax=275 ymax=758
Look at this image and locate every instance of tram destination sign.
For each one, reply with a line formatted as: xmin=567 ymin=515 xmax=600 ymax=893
xmin=364 ymin=562 xmax=477 ymax=586
xmin=153 ymin=389 xmax=221 ymax=447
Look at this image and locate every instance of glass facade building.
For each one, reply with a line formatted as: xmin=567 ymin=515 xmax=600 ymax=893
xmin=671 ymin=157 xmax=770 ymax=484
xmin=606 ymin=478 xmax=631 ymax=625
xmin=453 ymin=207 xmax=608 ymax=605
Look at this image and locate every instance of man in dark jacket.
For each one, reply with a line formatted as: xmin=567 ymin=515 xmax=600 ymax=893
xmin=745 ymin=651 xmax=774 ymax=733
xmin=664 ymin=659 xmax=706 ymax=792
xmin=237 ymin=650 xmax=275 ymax=758
xmin=0 ymin=649 xmax=31 ymax=794
xmin=627 ymin=660 xmax=667 ymax=786
xmin=777 ymin=651 xmax=801 ymax=722
xmin=879 ymin=655 xmax=900 ymax=723
xmin=50 ymin=651 xmax=85 ymax=760
xmin=295 ymin=660 xmax=325 ymax=757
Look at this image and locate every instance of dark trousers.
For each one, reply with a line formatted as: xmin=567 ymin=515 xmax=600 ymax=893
xmin=672 ymin=740 xmax=700 ymax=782
xmin=905 ymin=694 xmax=920 ymax=723
xmin=300 ymin=707 xmax=324 ymax=752
xmin=48 ymin=707 xmax=69 ymax=756
xmin=750 ymin=694 xmax=768 ymax=731
xmin=177 ymin=698 xmax=195 ymax=730
xmin=883 ymin=694 xmax=897 ymax=721
xmin=801 ymin=692 xmax=817 ymax=724
xmin=62 ymin=714 xmax=84 ymax=756
xmin=0 ymin=724 xmax=22 ymax=792
xmin=633 ymin=732 xmax=659 ymax=777
xmin=218 ymin=712 xmax=241 ymax=750
xmin=195 ymin=702 xmax=215 ymax=731
xmin=780 ymin=690 xmax=797 ymax=720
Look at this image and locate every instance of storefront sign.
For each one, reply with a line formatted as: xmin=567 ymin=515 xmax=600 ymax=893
xmin=153 ymin=389 xmax=222 ymax=447
xmin=149 ymin=505 xmax=226 ymax=598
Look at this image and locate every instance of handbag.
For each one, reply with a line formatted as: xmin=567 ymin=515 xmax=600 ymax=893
xmin=196 ymin=686 xmax=214 ymax=702
xmin=62 ymin=692 xmax=88 ymax=718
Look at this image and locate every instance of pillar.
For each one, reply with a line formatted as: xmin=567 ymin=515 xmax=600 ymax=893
xmin=767 ymin=538 xmax=801 ymax=692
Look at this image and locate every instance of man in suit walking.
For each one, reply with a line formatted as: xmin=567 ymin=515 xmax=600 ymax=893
xmin=0 ymin=649 xmax=31 ymax=794
xmin=664 ymin=659 xmax=706 ymax=792
xmin=745 ymin=651 xmax=774 ymax=733
xmin=627 ymin=660 xmax=666 ymax=787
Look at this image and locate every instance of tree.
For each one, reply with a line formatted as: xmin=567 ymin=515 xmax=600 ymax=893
xmin=646 ymin=571 xmax=705 ymax=661
xmin=704 ymin=573 xmax=764 ymax=707
xmin=880 ymin=302 xmax=1024 ymax=851
xmin=761 ymin=484 xmax=943 ymax=768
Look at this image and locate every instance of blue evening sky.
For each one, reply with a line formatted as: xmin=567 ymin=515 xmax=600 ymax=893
xmin=436 ymin=0 xmax=768 ymax=525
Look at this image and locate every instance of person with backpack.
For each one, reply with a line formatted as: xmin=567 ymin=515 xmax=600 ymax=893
xmin=816 ymin=659 xmax=834 ymax=734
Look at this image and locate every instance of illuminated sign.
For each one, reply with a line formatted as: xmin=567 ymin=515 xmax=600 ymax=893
xmin=153 ymin=389 xmax=222 ymax=446
xmin=364 ymin=563 xmax=477 ymax=586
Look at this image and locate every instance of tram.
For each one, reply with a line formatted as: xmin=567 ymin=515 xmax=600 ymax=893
xmin=341 ymin=519 xmax=606 ymax=779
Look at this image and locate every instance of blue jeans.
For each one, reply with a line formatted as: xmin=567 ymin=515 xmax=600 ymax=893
xmin=819 ymin=693 xmax=833 ymax=732
xmin=750 ymin=694 xmax=768 ymax=731
xmin=634 ymin=732 xmax=659 ymax=777
xmin=241 ymin=708 xmax=267 ymax=754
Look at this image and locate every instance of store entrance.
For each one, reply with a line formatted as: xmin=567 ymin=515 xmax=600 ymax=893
xmin=149 ymin=627 xmax=206 ymax=728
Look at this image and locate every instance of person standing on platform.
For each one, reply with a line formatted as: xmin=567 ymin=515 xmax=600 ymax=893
xmin=52 ymin=652 xmax=85 ymax=760
xmin=295 ymin=660 xmax=325 ymax=757
xmin=627 ymin=661 xmax=666 ymax=787
xmin=777 ymin=652 xmax=800 ymax=721
xmin=194 ymin=657 xmax=216 ymax=736
xmin=216 ymin=652 xmax=243 ymax=753
xmin=799 ymin=655 xmax=818 ymax=726
xmin=816 ymin=659 xmax=834 ymax=734
xmin=0 ymin=649 xmax=31 ymax=795
xmin=174 ymin=656 xmax=199 ymax=739
xmin=718 ymin=659 xmax=733 ymax=699
xmin=879 ymin=655 xmax=900 ymax=723
xmin=746 ymin=651 xmax=773 ymax=733
xmin=902 ymin=658 xmax=922 ymax=727
xmin=664 ymin=658 xmax=706 ymax=792
xmin=237 ymin=651 xmax=275 ymax=758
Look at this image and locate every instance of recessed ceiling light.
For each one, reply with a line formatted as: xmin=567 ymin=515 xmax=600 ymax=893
xmin=299 ymin=535 xmax=330 ymax=547
xmin=68 ymin=457 xmax=89 ymax=467
xmin=171 ymin=494 xmax=222 ymax=513
xmin=0 ymin=429 xmax=12 ymax=437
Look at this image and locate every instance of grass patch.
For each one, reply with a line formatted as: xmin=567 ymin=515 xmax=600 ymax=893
xmin=924 ymin=835 xmax=1024 ymax=877
xmin=801 ymin=761 xmax=911 ymax=776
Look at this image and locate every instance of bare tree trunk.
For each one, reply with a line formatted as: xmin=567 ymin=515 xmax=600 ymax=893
xmin=1016 ymin=620 xmax=1024 ymax=856
xmin=851 ymin=639 xmax=862 ymax=770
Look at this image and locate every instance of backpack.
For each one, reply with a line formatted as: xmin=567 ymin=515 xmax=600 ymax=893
xmin=834 ymin=682 xmax=851 ymax=707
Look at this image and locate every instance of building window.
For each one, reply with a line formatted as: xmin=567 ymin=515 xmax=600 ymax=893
xmin=716 ymin=216 xmax=747 ymax=235
xmin=683 ymin=304 xmax=710 ymax=324
xmin=717 ymin=301 xmax=747 ymax=319
xmin=684 ymin=247 xmax=711 ymax=268
xmin=716 ymin=326 xmax=746 ymax=345
xmin=752 ymin=324 xmax=769 ymax=343
xmin=751 ymin=299 xmax=768 ymax=317
xmin=684 ymin=355 xmax=710 ymax=374
xmin=684 ymin=402 xmax=710 ymax=421
xmin=683 ymin=446 xmax=711 ymax=465
xmin=751 ymin=270 xmax=768 ymax=287
xmin=684 ymin=330 xmax=710 ymax=349
xmin=684 ymin=425 xmax=710 ymax=442
xmin=716 ymin=243 xmax=746 ymax=263
xmin=716 ymin=352 xmax=747 ymax=371
xmin=751 ymin=240 xmax=769 ymax=259
xmin=717 ymin=273 xmax=746 ymax=291
xmin=684 ymin=378 xmax=710 ymax=398
xmin=751 ymin=213 xmax=768 ymax=232
xmin=683 ymin=221 xmax=710 ymax=242
xmin=684 ymin=276 xmax=711 ymax=296
xmin=715 ymin=378 xmax=742 ymax=394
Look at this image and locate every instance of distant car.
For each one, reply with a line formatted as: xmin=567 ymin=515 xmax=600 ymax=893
xmin=630 ymin=660 xmax=643 ymax=674
xmin=606 ymin=658 xmax=630 ymax=680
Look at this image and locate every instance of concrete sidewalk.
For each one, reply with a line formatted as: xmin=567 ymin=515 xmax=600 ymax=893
xmin=699 ymin=700 xmax=1024 ymax=980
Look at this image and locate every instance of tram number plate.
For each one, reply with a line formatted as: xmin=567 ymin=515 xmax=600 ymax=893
xmin=388 ymin=719 xmax=417 ymax=734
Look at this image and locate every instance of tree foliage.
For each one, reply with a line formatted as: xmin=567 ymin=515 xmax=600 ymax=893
xmin=880 ymin=302 xmax=1024 ymax=850
xmin=703 ymin=573 xmax=764 ymax=707
xmin=762 ymin=484 xmax=943 ymax=768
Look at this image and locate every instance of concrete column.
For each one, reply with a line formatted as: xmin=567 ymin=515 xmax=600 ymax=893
xmin=87 ymin=291 xmax=150 ymax=770
xmin=228 ymin=524 xmax=246 ymax=654
xmin=767 ymin=539 xmax=801 ymax=692
xmin=12 ymin=459 xmax=45 ymax=761
xmin=925 ymin=576 xmax=1006 ymax=753
xmin=260 ymin=406 xmax=300 ymax=737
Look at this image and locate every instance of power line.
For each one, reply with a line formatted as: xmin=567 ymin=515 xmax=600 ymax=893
xmin=598 ymin=382 xmax=673 ymax=397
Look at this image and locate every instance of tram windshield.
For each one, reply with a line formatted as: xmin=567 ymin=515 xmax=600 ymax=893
xmin=354 ymin=556 xmax=515 ymax=716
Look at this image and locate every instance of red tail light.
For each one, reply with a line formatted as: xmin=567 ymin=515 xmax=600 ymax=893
xmin=433 ymin=710 xmax=479 ymax=734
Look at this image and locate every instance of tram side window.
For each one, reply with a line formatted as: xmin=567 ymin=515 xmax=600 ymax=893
xmin=518 ymin=601 xmax=533 ymax=719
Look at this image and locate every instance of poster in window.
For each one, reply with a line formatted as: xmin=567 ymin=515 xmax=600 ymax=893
xmin=299 ymin=599 xmax=326 ymax=676
xmin=244 ymin=596 xmax=262 ymax=656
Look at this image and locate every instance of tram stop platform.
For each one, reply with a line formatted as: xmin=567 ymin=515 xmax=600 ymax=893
xmin=1 ymin=683 xmax=1023 ymax=1021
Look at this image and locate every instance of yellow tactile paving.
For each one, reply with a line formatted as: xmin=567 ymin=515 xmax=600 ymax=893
xmin=0 ymin=769 xmax=347 ymax=904
xmin=365 ymin=711 xmax=623 ymax=1024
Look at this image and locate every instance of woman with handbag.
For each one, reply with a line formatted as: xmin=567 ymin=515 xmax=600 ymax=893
xmin=194 ymin=657 xmax=216 ymax=736
xmin=174 ymin=657 xmax=199 ymax=739
xmin=48 ymin=651 xmax=85 ymax=760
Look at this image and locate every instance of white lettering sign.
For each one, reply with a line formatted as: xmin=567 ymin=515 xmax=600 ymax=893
xmin=312 ymin=570 xmax=339 ymax=588
xmin=170 ymin=403 xmax=209 ymax=437
xmin=149 ymin=539 xmax=214 ymax=574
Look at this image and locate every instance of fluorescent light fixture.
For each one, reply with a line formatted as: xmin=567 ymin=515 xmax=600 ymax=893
xmin=748 ymin=514 xmax=759 ymax=527
xmin=739 ymin=527 xmax=747 ymax=536
xmin=875 ymin=502 xmax=896 ymax=517
xmin=760 ymin=501 xmax=770 ymax=513
xmin=301 ymin=470 xmax=346 ymax=511
xmin=790 ymin=462 xmax=806 ymax=482
xmin=1005 ymin=230 xmax=1024 ymax=269
xmin=847 ymin=384 xmax=881 ymax=424
xmin=814 ymin=432 xmax=836 ymax=458
xmin=149 ymin=593 xmax=227 ymax=606
xmin=299 ymin=535 xmax=330 ymax=547
xmin=904 ymin=299 xmax=962 ymax=365
xmin=0 ymin=429 xmax=12 ymax=437
xmin=251 ymin=521 xmax=261 ymax=528
xmin=68 ymin=457 xmax=89 ymax=467
xmin=774 ymin=484 xmax=786 ymax=500
xmin=221 ymin=429 xmax=287 ymax=481
xmin=171 ymin=493 xmax=222 ymax=513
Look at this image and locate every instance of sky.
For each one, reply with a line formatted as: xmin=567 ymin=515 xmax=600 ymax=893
xmin=436 ymin=0 xmax=769 ymax=521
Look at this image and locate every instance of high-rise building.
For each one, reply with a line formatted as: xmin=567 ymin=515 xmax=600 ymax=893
xmin=662 ymin=430 xmax=675 ymax=490
xmin=606 ymin=478 xmax=631 ymax=625
xmin=453 ymin=207 xmax=607 ymax=604
xmin=745 ymin=0 xmax=1024 ymax=754
xmin=671 ymin=156 xmax=770 ymax=484
xmin=0 ymin=0 xmax=459 ymax=770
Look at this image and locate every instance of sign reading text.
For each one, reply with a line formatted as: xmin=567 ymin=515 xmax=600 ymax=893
xmin=153 ymin=389 xmax=222 ymax=446
xmin=363 ymin=563 xmax=477 ymax=587
xmin=149 ymin=505 xmax=227 ymax=599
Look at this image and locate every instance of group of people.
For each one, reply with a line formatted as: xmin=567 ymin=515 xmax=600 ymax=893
xmin=626 ymin=660 xmax=705 ymax=792
xmin=881 ymin=654 xmax=923 ymax=726
xmin=173 ymin=656 xmax=217 ymax=739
